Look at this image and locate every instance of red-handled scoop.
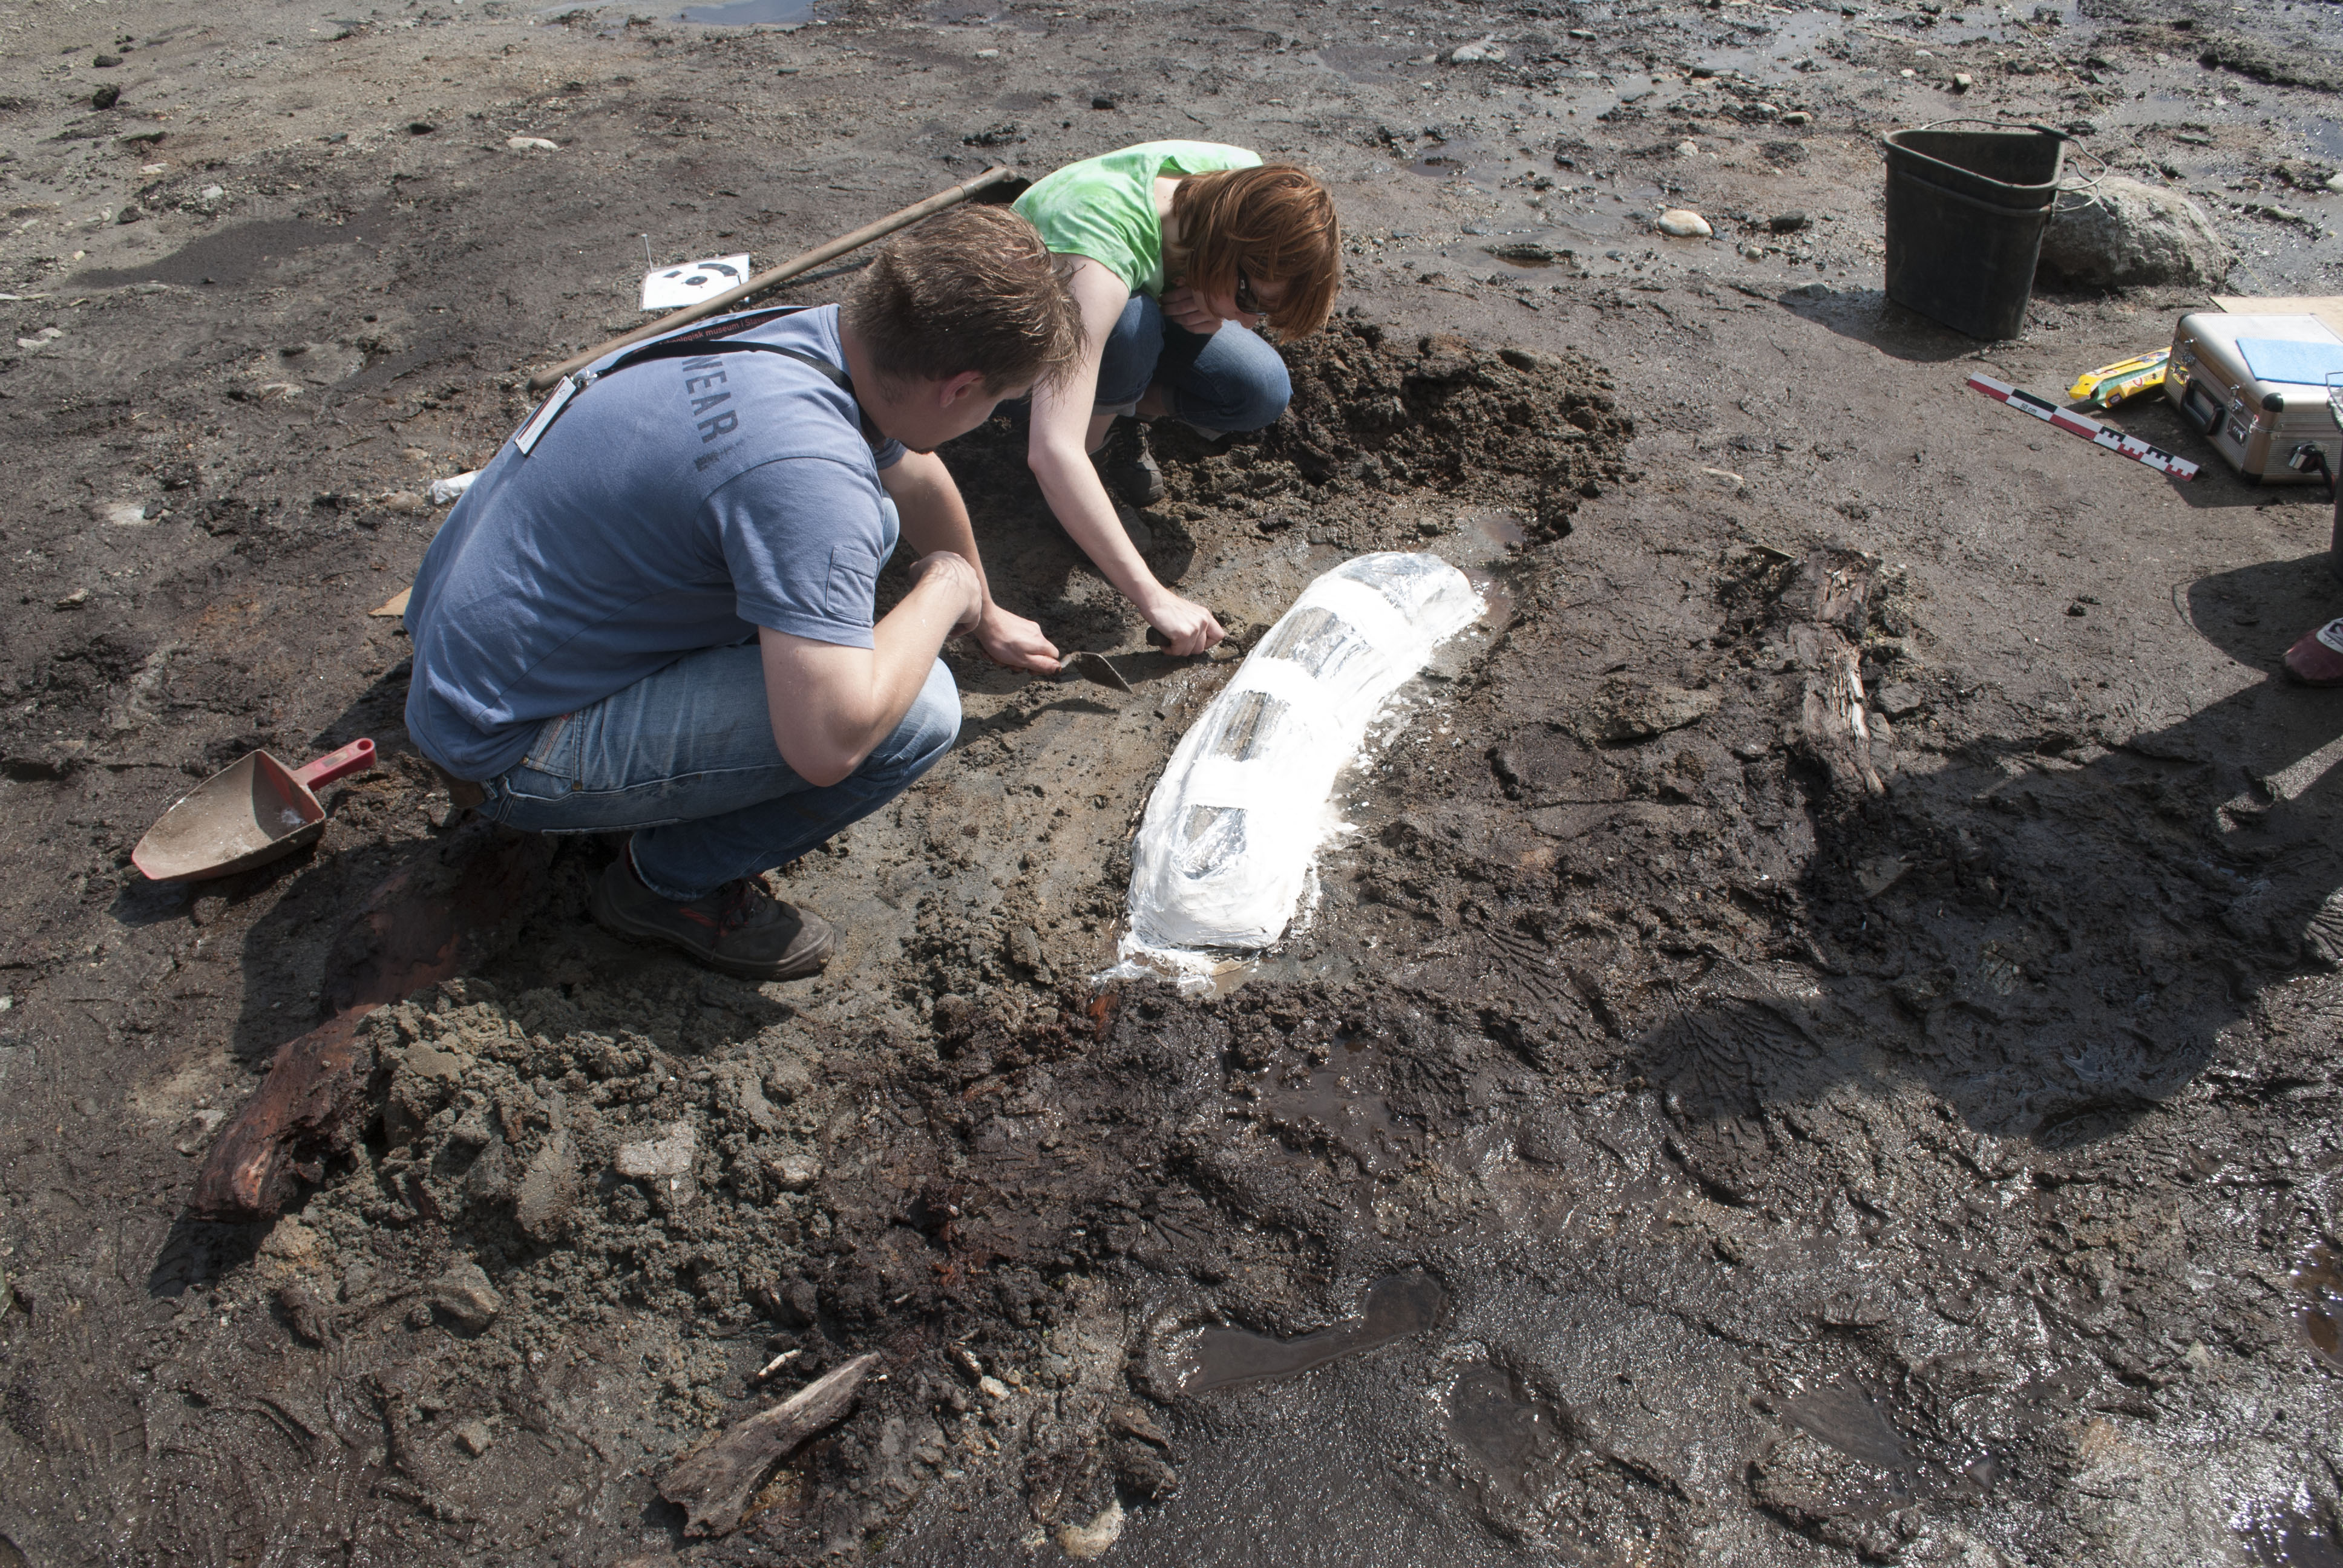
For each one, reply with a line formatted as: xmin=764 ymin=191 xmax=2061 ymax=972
xmin=133 ymin=738 xmax=379 ymax=882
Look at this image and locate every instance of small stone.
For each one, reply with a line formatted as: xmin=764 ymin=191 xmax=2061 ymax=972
xmin=1952 ymin=70 xmax=1973 ymax=90
xmin=2037 ymin=174 xmax=2234 ymax=287
xmin=199 ymin=184 xmax=224 ymax=204
xmin=615 ymin=1121 xmax=696 ymax=1180
xmin=1782 ymin=109 xmax=1812 ymax=125
xmin=2329 ymin=172 xmax=2343 ymax=195
xmin=1446 ymin=34 xmax=1507 ymax=63
xmin=429 ymin=1260 xmax=503 ymax=1331
xmin=1090 ymin=94 xmax=1116 ymax=109
xmin=1770 ymin=211 xmax=1809 ymax=234
xmin=1873 ymin=682 xmax=1925 ymax=719
xmin=115 ymin=206 xmax=142 ymax=226
xmin=407 ymin=120 xmax=436 ymax=135
xmin=1656 ymin=208 xmax=1712 ymax=238
xmin=91 ymin=85 xmax=120 ymax=110
xmin=977 ymin=1375 xmax=1011 ymax=1402
xmin=172 ymin=1106 xmax=226 ymax=1156
xmin=93 ymin=54 xmax=122 ymax=67
xmin=97 ymin=501 xmax=151 ymax=527
xmin=453 ymin=1419 xmax=493 ymax=1456
xmin=54 ymin=589 xmax=89 ymax=610
xmin=505 ymin=136 xmax=559 ymax=152
xmin=765 ymin=1152 xmax=821 ymax=1193
xmin=1676 ymin=139 xmax=1699 ymax=157
xmin=775 ymin=64 xmax=800 ymax=74
xmin=974 ymin=47 xmax=998 ymax=57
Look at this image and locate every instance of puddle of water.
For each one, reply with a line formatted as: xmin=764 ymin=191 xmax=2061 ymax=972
xmin=675 ymin=0 xmax=822 ymax=24
xmin=2240 ymin=1497 xmax=2343 ymax=1568
xmin=1446 ymin=1365 xmax=1573 ymax=1497
xmin=2310 ymin=120 xmax=2343 ymax=161
xmin=1783 ymin=1379 xmax=1913 ymax=1475
xmin=2292 ymin=1243 xmax=2343 ymax=1370
xmin=1177 ymin=1271 xmax=1446 ymax=1394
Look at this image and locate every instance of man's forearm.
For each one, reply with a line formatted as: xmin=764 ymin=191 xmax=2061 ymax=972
xmin=760 ymin=556 xmax=977 ymax=786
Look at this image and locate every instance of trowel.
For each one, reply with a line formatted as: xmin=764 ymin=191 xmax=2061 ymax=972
xmin=132 ymin=738 xmax=379 ymax=881
xmin=1060 ymin=652 xmax=1133 ymax=693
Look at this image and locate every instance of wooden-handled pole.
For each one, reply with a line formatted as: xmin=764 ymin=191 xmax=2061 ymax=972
xmin=526 ymin=163 xmax=1021 ymax=391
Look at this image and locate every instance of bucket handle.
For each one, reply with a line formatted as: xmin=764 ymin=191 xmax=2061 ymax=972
xmin=1888 ymin=115 xmax=2109 ymax=208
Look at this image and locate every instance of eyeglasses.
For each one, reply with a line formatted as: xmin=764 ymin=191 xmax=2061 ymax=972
xmin=1233 ymin=267 xmax=1263 ymax=317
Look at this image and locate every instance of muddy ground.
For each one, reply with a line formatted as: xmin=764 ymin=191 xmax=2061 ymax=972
xmin=5 ymin=0 xmax=2343 ymax=1561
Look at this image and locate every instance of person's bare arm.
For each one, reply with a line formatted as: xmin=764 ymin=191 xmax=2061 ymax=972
xmin=1026 ymin=257 xmax=1225 ymax=656
xmin=758 ymin=550 xmax=979 ymax=787
xmin=882 ymin=449 xmax=1058 ymax=673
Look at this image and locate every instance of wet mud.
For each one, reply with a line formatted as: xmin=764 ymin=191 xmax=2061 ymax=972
xmin=7 ymin=0 xmax=2343 ymax=1562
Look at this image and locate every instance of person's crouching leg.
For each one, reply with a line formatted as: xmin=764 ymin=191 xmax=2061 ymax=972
xmin=592 ymin=662 xmax=962 ymax=981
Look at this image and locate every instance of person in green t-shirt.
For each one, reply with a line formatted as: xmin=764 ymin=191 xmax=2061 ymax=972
xmin=1011 ymin=141 xmax=1340 ymax=654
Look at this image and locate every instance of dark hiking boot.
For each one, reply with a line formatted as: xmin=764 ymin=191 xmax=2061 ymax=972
xmin=589 ymin=855 xmax=836 ymax=981
xmin=1097 ymin=419 xmax=1164 ymax=508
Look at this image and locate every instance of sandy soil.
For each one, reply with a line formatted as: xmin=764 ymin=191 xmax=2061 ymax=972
xmin=4 ymin=0 xmax=2343 ymax=1561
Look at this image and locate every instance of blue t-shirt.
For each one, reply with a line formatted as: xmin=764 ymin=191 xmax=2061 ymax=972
xmin=404 ymin=305 xmax=905 ymax=781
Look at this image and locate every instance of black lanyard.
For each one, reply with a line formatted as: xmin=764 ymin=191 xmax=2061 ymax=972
xmin=511 ymin=306 xmax=880 ymax=454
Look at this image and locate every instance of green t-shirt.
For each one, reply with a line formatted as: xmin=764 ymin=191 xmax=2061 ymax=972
xmin=1013 ymin=141 xmax=1263 ymax=298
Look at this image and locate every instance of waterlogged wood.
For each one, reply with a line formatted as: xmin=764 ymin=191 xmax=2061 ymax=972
xmin=188 ymin=825 xmax=554 ymax=1218
xmin=660 ymin=1353 xmax=880 ymax=1537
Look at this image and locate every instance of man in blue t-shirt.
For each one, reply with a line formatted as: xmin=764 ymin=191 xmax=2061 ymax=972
xmin=402 ymin=207 xmax=1081 ymax=980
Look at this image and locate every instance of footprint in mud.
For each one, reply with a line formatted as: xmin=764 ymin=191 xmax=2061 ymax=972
xmin=2293 ymin=1243 xmax=2343 ymax=1371
xmin=1172 ymin=1271 xmax=1446 ymax=1395
xmin=1445 ymin=1364 xmax=1574 ymax=1499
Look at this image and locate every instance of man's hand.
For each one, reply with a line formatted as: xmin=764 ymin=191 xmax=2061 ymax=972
xmin=1141 ymin=590 xmax=1225 ymax=656
xmin=906 ymin=550 xmax=984 ymax=637
xmin=1160 ymin=285 xmax=1224 ymax=338
xmin=975 ymin=603 xmax=1061 ymax=673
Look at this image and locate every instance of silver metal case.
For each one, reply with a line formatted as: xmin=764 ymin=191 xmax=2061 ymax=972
xmin=2166 ymin=312 xmax=2343 ymax=484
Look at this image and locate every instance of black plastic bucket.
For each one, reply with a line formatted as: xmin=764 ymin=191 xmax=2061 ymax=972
xmin=1882 ymin=126 xmax=2065 ymax=340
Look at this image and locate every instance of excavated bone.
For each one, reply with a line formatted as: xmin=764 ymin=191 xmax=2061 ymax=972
xmin=1126 ymin=552 xmax=1481 ymax=953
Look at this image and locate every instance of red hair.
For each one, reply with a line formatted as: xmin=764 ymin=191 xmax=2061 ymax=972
xmin=1165 ymin=165 xmax=1340 ymax=336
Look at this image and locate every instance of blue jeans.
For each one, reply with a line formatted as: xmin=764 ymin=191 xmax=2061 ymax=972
xmin=475 ymin=642 xmax=960 ymax=901
xmin=1094 ymin=293 xmax=1293 ymax=434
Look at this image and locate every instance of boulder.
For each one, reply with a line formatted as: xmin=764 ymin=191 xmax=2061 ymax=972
xmin=2036 ymin=177 xmax=2233 ymax=288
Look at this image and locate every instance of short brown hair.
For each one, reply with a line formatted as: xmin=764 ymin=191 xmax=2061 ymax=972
xmin=1165 ymin=165 xmax=1341 ymax=336
xmin=844 ymin=205 xmax=1084 ymax=393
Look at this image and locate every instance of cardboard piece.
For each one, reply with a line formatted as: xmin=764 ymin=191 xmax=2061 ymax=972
xmin=641 ymin=255 xmax=753 ymax=312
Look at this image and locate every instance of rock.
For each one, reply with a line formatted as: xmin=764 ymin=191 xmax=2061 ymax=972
xmin=513 ymin=1130 xmax=577 ymax=1240
xmin=95 ymin=502 xmax=151 ymax=527
xmin=1782 ymin=109 xmax=1812 ymax=125
xmin=2330 ymin=172 xmax=2343 ymax=195
xmin=1656 ymin=208 xmax=1712 ymax=238
xmin=430 ymin=1260 xmax=503 ymax=1331
xmin=453 ymin=1419 xmax=494 ymax=1456
xmin=1873 ymin=682 xmax=1925 ymax=718
xmin=1056 ymin=1498 xmax=1125 ymax=1560
xmin=16 ymin=326 xmax=62 ymax=351
xmin=1676 ymin=139 xmax=1699 ymax=157
xmin=1594 ymin=679 xmax=1720 ymax=740
xmin=978 ymin=1374 xmax=1011 ymax=1402
xmin=505 ymin=136 xmax=559 ymax=152
xmin=765 ymin=1152 xmax=821 ymax=1193
xmin=93 ymin=53 xmax=122 ymax=67
xmin=2036 ymin=175 xmax=2235 ymax=288
xmin=1486 ymin=242 xmax=1565 ymax=266
xmin=407 ymin=120 xmax=436 ymax=135
xmin=616 ymin=1120 xmax=696 ymax=1180
xmin=91 ymin=85 xmax=120 ymax=110
xmin=1770 ymin=211 xmax=1809 ymax=234
xmin=1091 ymin=94 xmax=1116 ymax=109
xmin=1953 ymin=70 xmax=1973 ymax=90
xmin=172 ymin=1107 xmax=227 ymax=1156
xmin=54 ymin=589 xmax=88 ymax=610
xmin=1446 ymin=35 xmax=1506 ymax=63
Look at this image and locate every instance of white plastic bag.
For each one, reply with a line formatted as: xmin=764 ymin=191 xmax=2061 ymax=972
xmin=1126 ymin=552 xmax=1482 ymax=955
